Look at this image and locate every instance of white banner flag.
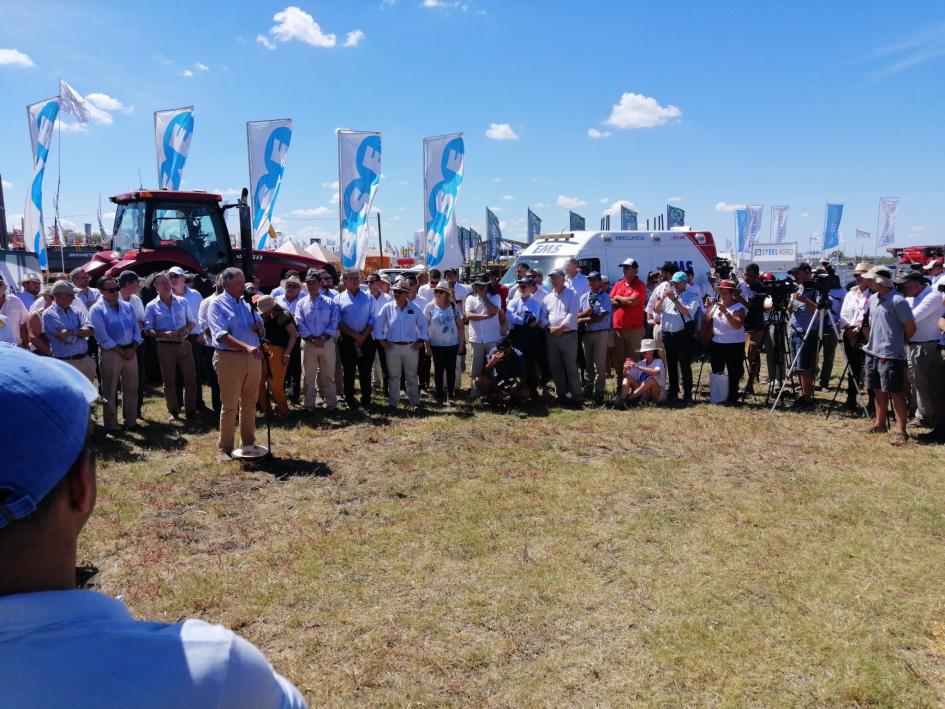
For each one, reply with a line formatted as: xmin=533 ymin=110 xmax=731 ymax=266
xmin=878 ymin=197 xmax=899 ymax=247
xmin=338 ymin=130 xmax=381 ymax=271
xmin=247 ymin=119 xmax=293 ymax=251
xmin=58 ymin=80 xmax=92 ymax=122
xmin=856 ymin=228 xmax=870 ymax=240
xmin=771 ymin=205 xmax=789 ymax=243
xmin=155 ymin=106 xmax=195 ymax=190
xmin=23 ymin=97 xmax=62 ymax=270
xmin=745 ymin=204 xmax=764 ymax=250
xmin=423 ymin=133 xmax=465 ymax=269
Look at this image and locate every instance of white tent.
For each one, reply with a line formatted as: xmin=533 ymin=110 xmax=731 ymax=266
xmin=305 ymin=242 xmax=340 ymax=264
xmin=275 ymin=240 xmax=310 ymax=257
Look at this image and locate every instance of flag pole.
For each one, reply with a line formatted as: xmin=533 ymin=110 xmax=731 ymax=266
xmin=376 ymin=211 xmax=383 ymax=270
xmin=874 ymin=198 xmax=881 ymax=259
xmin=56 ymin=80 xmax=65 ymax=274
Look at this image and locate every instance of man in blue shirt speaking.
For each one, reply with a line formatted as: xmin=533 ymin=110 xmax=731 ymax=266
xmin=0 ymin=346 xmax=306 ymax=707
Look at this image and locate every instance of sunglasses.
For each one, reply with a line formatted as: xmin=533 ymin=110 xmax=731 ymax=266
xmin=101 ymin=287 xmax=119 ymax=293
xmin=168 ymin=273 xmax=183 ymax=279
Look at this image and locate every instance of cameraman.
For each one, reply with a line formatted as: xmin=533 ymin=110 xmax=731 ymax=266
xmin=814 ymin=265 xmax=847 ymax=391
xmin=736 ymin=263 xmax=766 ymax=394
xmin=788 ymin=263 xmax=818 ymax=407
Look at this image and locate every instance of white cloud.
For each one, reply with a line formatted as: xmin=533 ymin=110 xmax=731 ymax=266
xmin=485 ymin=122 xmax=519 ymax=140
xmin=557 ymin=195 xmax=587 ymax=209
xmin=180 ymin=69 xmax=194 ymax=77
xmin=603 ymin=92 xmax=682 ymax=129
xmin=343 ymin=30 xmax=366 ymax=47
xmin=0 ymin=48 xmax=33 ymax=68
xmin=502 ymin=195 xmax=515 ymax=201
xmin=212 ymin=187 xmax=242 ymax=197
xmin=264 ymin=6 xmax=337 ymax=48
xmin=58 ymin=121 xmax=88 ymax=134
xmin=587 ymin=128 xmax=611 ymax=139
xmin=800 ymin=212 xmax=810 ymax=218
xmin=86 ymin=93 xmax=132 ymax=114
xmin=533 ymin=202 xmax=549 ymax=208
xmin=1 ymin=179 xmax=12 ymax=189
xmin=397 ymin=180 xmax=408 ymax=185
xmin=195 ymin=62 xmax=209 ymax=71
xmin=666 ymin=196 xmax=683 ymax=203
xmin=715 ymin=201 xmax=743 ymax=213
xmin=499 ymin=219 xmax=508 ymax=230
xmin=491 ymin=177 xmax=502 ymax=182
xmin=322 ymin=180 xmax=339 ymax=189
xmin=329 ymin=191 xmax=339 ymax=205
xmin=603 ymin=200 xmax=635 ymax=217
xmin=291 ymin=207 xmax=332 ymax=217
xmin=256 ymin=34 xmax=276 ymax=50
xmin=490 ymin=206 xmax=503 ymax=213
xmin=910 ymin=225 xmax=926 ymax=234
xmin=599 ymin=197 xmax=609 ymax=204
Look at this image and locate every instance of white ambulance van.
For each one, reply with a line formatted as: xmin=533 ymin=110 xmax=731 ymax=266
xmin=499 ymin=230 xmax=718 ymax=291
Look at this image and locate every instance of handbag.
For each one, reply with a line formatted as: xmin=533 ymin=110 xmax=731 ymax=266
xmin=709 ymin=372 xmax=729 ymax=403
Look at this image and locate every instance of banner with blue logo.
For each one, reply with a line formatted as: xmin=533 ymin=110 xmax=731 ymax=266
xmin=667 ymin=205 xmax=685 ymax=228
xmin=735 ymin=207 xmax=747 ymax=253
xmin=247 ymin=119 xmax=293 ymax=251
xmin=23 ymin=97 xmax=62 ymax=269
xmin=486 ymin=208 xmax=502 ymax=262
xmin=822 ymin=202 xmax=844 ymax=252
xmin=423 ymin=133 xmax=464 ymax=269
xmin=527 ymin=208 xmax=541 ymax=244
xmin=569 ymin=211 xmax=585 ymax=231
xmin=155 ymin=107 xmax=194 ymax=191
xmin=620 ymin=205 xmax=638 ymax=230
xmin=338 ymin=130 xmax=382 ymax=270
xmin=745 ymin=204 xmax=764 ymax=251
xmin=771 ymin=205 xmax=789 ymax=243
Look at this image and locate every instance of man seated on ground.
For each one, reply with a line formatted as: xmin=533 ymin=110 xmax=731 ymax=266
xmin=475 ymin=336 xmax=530 ymax=403
xmin=0 ymin=347 xmax=306 ymax=707
xmin=620 ymin=338 xmax=667 ymax=404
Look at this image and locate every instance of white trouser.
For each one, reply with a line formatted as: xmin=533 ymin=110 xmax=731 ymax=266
xmin=386 ymin=343 xmax=420 ymax=406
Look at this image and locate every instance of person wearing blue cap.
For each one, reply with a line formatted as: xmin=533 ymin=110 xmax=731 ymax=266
xmin=0 ymin=347 xmax=307 ymax=707
xmin=577 ymin=272 xmax=612 ymax=402
xmin=657 ymin=271 xmax=703 ymax=402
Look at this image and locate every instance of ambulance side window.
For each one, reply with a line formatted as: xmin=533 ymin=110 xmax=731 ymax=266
xmin=578 ymin=258 xmax=599 ymax=276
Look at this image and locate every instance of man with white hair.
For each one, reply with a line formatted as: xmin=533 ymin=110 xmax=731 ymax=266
xmin=861 ymin=266 xmax=915 ymax=445
xmin=41 ymin=281 xmax=96 ymax=383
xmin=0 ymin=275 xmax=29 ymax=348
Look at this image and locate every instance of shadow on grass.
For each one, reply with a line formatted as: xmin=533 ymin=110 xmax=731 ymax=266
xmin=246 ymin=456 xmax=334 ymax=480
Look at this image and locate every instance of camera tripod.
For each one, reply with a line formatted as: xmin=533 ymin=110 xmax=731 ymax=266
xmin=763 ymin=304 xmax=794 ymax=405
xmin=769 ymin=294 xmax=866 ymax=415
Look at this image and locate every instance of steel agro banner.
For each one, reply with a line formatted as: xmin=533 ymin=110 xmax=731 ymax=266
xmin=338 ymin=130 xmax=382 ymax=270
xmin=527 ymin=208 xmax=541 ymax=244
xmin=486 ymin=208 xmax=502 ymax=262
xmin=878 ymin=197 xmax=899 ymax=247
xmin=155 ymin=106 xmax=195 ymax=190
xmin=667 ymin=205 xmax=685 ymax=228
xmin=822 ymin=202 xmax=844 ymax=252
xmin=423 ymin=133 xmax=464 ymax=269
xmin=247 ymin=119 xmax=293 ymax=250
xmin=23 ymin=97 xmax=62 ymax=269
xmin=620 ymin=205 xmax=638 ymax=230
xmin=569 ymin=211 xmax=585 ymax=231
xmin=745 ymin=205 xmax=764 ymax=250
xmin=735 ymin=208 xmax=747 ymax=254
xmin=771 ymin=205 xmax=789 ymax=243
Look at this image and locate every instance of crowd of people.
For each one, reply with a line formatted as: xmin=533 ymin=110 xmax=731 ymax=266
xmin=1 ymin=253 xmax=943 ymax=449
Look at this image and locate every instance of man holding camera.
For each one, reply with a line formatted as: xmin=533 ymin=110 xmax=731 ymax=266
xmin=787 ymin=263 xmax=819 ymax=408
xmin=897 ymin=270 xmax=945 ymax=438
xmin=862 ymin=266 xmax=915 ymax=445
xmin=658 ymin=271 xmax=702 ymax=402
xmin=476 ymin=336 xmax=530 ymax=403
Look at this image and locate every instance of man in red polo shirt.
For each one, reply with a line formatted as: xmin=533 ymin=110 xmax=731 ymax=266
xmin=610 ymin=257 xmax=647 ymax=370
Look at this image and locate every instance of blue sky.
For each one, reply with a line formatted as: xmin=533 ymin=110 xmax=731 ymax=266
xmin=1 ymin=0 xmax=943 ymax=254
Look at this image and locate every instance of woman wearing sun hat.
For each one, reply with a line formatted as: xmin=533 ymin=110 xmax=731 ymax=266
xmin=704 ymin=279 xmax=746 ymax=404
xmin=620 ymin=338 xmax=667 ymax=404
xmin=253 ymin=294 xmax=298 ymax=416
xmin=424 ymin=281 xmax=464 ymax=404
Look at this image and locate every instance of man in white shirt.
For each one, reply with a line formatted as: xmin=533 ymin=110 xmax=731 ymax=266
xmin=898 ymin=270 xmax=944 ymax=435
xmin=544 ymin=268 xmax=582 ymax=405
xmin=17 ymin=272 xmax=42 ymax=310
xmin=839 ymin=263 xmax=872 ymax=411
xmin=0 ymin=275 xmax=29 ymax=347
xmin=564 ymin=258 xmax=589 ymax=298
xmin=0 ymin=347 xmax=306 ymax=708
xmin=169 ymin=266 xmax=209 ymax=411
xmin=923 ymin=258 xmax=944 ymax=289
xmin=465 ymin=276 xmax=503 ymax=398
xmin=645 ymin=262 xmax=675 ymax=346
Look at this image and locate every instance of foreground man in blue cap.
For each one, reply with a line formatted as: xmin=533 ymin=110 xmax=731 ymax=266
xmin=0 ymin=347 xmax=306 ymax=707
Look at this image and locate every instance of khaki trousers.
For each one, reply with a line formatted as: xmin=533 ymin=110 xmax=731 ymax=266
xmin=302 ymin=339 xmax=337 ymax=409
xmin=62 ymin=354 xmax=97 ymax=384
xmin=259 ymin=344 xmax=290 ymax=414
xmin=100 ymin=348 xmax=139 ymax=428
xmin=582 ymin=329 xmax=611 ymax=396
xmin=156 ymin=341 xmax=196 ymax=414
xmin=613 ymin=327 xmax=644 ymax=370
xmin=386 ymin=343 xmax=420 ymax=407
xmin=213 ymin=349 xmax=261 ymax=453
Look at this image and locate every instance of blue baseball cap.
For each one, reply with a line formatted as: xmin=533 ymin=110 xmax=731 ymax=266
xmin=671 ymin=271 xmax=688 ymax=284
xmin=0 ymin=348 xmax=99 ymax=528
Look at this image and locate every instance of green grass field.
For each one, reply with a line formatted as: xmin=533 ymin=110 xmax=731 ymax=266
xmin=81 ymin=384 xmax=945 ymax=707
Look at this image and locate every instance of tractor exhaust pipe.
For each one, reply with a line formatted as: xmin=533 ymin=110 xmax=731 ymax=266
xmin=239 ymin=187 xmax=253 ymax=283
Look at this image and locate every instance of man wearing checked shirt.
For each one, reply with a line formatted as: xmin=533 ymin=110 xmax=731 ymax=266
xmin=375 ymin=281 xmax=429 ymax=409
xmin=89 ymin=276 xmax=142 ymax=431
xmin=296 ymin=270 xmax=340 ymax=412
xmin=41 ymin=280 xmax=97 ymax=383
xmin=206 ymin=267 xmax=266 ymax=461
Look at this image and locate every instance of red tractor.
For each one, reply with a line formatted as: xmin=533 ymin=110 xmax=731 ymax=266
xmin=81 ymin=188 xmax=328 ymax=295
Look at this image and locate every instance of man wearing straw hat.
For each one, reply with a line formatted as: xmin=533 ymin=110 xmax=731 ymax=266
xmin=839 ymin=262 xmax=873 ymax=411
xmin=374 ymin=280 xmax=428 ymax=410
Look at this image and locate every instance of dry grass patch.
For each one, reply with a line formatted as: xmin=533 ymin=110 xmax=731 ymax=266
xmin=80 ymin=389 xmax=945 ymax=706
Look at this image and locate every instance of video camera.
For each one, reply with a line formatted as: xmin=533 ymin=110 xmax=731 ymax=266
xmin=755 ymin=275 xmax=797 ymax=306
xmin=812 ymin=265 xmax=841 ymax=297
xmin=712 ymin=256 xmax=733 ymax=281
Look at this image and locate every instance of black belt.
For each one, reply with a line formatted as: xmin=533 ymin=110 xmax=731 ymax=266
xmin=115 ymin=343 xmax=135 ymax=349
xmin=57 ymin=353 xmax=88 ymax=361
xmin=388 ymin=340 xmax=418 ymax=345
xmin=155 ymin=339 xmax=182 ymax=344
